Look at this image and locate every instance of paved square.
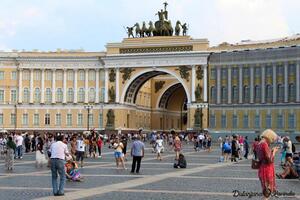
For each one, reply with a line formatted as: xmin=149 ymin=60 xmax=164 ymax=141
xmin=0 ymin=143 xmax=299 ymax=200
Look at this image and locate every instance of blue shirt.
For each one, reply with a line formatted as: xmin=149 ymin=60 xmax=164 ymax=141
xmin=131 ymin=140 xmax=145 ymax=156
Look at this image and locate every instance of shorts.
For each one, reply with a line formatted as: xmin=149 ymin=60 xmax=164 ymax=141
xmin=76 ymin=151 xmax=85 ymax=161
xmin=224 ymin=150 xmax=231 ymax=154
xmin=285 ymin=153 xmax=293 ymax=158
xmin=114 ymin=151 xmax=123 ymax=158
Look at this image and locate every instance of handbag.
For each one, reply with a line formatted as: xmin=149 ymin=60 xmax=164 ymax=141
xmin=251 ymin=159 xmax=261 ymax=169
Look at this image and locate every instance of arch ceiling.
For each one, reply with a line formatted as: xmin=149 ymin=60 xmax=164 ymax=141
xmin=158 ymin=83 xmax=185 ymax=109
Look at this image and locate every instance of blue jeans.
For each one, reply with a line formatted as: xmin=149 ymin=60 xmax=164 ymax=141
xmin=15 ymin=146 xmax=23 ymax=158
xmin=51 ymin=158 xmax=66 ymax=195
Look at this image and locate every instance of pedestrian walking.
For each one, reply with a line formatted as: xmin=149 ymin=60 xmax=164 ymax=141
xmin=15 ymin=133 xmax=23 ymax=159
xmin=97 ymin=136 xmax=102 ymax=158
xmin=173 ymin=134 xmax=182 ymax=160
xmin=155 ymin=135 xmax=164 ymax=161
xmin=130 ymin=135 xmax=145 ymax=173
xmin=50 ymin=135 xmax=69 ymax=196
xmin=5 ymin=136 xmax=16 ymax=171
xmin=113 ymin=137 xmax=126 ymax=169
xmin=244 ymin=136 xmax=249 ymax=159
xmin=76 ymin=134 xmax=85 ymax=168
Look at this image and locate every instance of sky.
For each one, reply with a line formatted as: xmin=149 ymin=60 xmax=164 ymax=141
xmin=0 ymin=0 xmax=299 ymax=52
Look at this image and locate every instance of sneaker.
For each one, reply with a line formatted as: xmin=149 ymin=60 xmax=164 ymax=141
xmin=98 ymin=156 xmax=102 ymax=158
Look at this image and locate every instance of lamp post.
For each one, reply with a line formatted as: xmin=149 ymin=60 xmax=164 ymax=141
xmin=84 ymin=104 xmax=93 ymax=131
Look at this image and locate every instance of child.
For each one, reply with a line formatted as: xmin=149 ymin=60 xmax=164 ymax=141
xmin=65 ymin=159 xmax=82 ymax=182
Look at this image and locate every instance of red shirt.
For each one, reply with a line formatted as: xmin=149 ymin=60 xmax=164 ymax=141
xmin=97 ymin=138 xmax=103 ymax=147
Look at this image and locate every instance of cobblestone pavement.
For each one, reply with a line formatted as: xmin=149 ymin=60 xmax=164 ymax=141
xmin=0 ymin=143 xmax=299 ymax=200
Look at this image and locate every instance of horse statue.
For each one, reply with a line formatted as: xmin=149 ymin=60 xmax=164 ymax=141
xmin=175 ymin=21 xmax=181 ymax=36
xmin=182 ymin=23 xmax=188 ymax=36
xmin=126 ymin=26 xmax=134 ymax=38
xmin=146 ymin=21 xmax=155 ymax=37
xmin=134 ymin=23 xmax=142 ymax=37
xmin=154 ymin=20 xmax=173 ymax=36
xmin=141 ymin=22 xmax=147 ymax=37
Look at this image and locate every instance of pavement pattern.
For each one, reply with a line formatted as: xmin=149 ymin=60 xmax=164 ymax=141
xmin=0 ymin=142 xmax=299 ymax=200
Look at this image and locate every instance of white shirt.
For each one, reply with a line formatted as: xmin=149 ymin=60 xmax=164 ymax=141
xmin=198 ymin=135 xmax=204 ymax=140
xmin=76 ymin=139 xmax=85 ymax=152
xmin=50 ymin=141 xmax=69 ymax=160
xmin=16 ymin=135 xmax=23 ymax=147
xmin=156 ymin=139 xmax=163 ymax=148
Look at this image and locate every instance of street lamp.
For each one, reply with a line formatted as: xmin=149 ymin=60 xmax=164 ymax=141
xmin=84 ymin=104 xmax=93 ymax=131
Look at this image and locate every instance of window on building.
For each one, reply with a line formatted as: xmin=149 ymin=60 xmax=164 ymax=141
xmin=45 ymin=70 xmax=52 ymax=80
xmin=210 ymin=86 xmax=217 ymax=103
xmin=0 ymin=71 xmax=4 ymax=80
xmin=0 ymin=90 xmax=4 ymax=103
xmin=45 ymin=88 xmax=52 ymax=103
xmin=10 ymin=114 xmax=16 ymax=125
xmin=243 ymin=85 xmax=250 ymax=103
xmin=221 ymin=114 xmax=226 ymax=128
xmin=266 ymin=85 xmax=273 ymax=103
xmin=79 ymin=70 xmax=85 ymax=81
xmin=67 ymin=114 xmax=72 ymax=126
xmin=277 ymin=65 xmax=284 ymax=76
xmin=232 ymin=67 xmax=238 ymax=78
xmin=22 ymin=114 xmax=28 ymax=125
xmin=221 ymin=86 xmax=227 ymax=103
xmin=243 ymin=114 xmax=249 ymax=128
xmin=89 ymin=70 xmax=95 ymax=81
xmin=34 ymin=70 xmax=41 ymax=80
xmin=210 ymin=69 xmax=216 ymax=79
xmin=78 ymin=88 xmax=85 ymax=102
xmin=254 ymin=85 xmax=261 ymax=103
xmin=288 ymin=113 xmax=295 ymax=129
xmin=67 ymin=88 xmax=74 ymax=102
xmin=23 ymin=70 xmax=29 ymax=80
xmin=0 ymin=114 xmax=3 ymax=125
xmin=254 ymin=114 xmax=260 ymax=129
xmin=88 ymin=114 xmax=93 ymax=127
xmin=288 ymin=63 xmax=296 ymax=76
xmin=100 ymin=88 xmax=105 ymax=102
xmin=99 ymin=70 xmax=105 ymax=82
xmin=266 ymin=114 xmax=272 ymax=128
xmin=67 ymin=70 xmax=74 ymax=81
xmin=99 ymin=113 xmax=103 ymax=128
xmin=11 ymin=71 xmax=17 ymax=80
xmin=277 ymin=114 xmax=283 ymax=129
xmin=266 ymin=66 xmax=273 ymax=77
xmin=34 ymin=88 xmax=41 ymax=103
xmin=255 ymin=67 xmax=261 ymax=77
xmin=54 ymin=113 xmax=61 ymax=126
xmin=221 ymin=68 xmax=227 ymax=79
xmin=56 ymin=70 xmax=63 ymax=81
xmin=232 ymin=86 xmax=238 ymax=103
xmin=33 ymin=114 xmax=39 ymax=126
xmin=277 ymin=84 xmax=284 ymax=102
xmin=77 ymin=113 xmax=83 ymax=126
xmin=10 ymin=89 xmax=17 ymax=103
xmin=23 ymin=88 xmax=30 ymax=103
xmin=45 ymin=113 xmax=50 ymax=125
xmin=89 ymin=88 xmax=95 ymax=102
xmin=243 ymin=68 xmax=250 ymax=78
xmin=232 ymin=115 xmax=238 ymax=129
xmin=288 ymin=83 xmax=296 ymax=102
xmin=209 ymin=114 xmax=216 ymax=128
xmin=56 ymin=88 xmax=63 ymax=103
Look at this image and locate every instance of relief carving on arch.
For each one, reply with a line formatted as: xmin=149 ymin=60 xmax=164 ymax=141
xmin=176 ymin=66 xmax=190 ymax=82
xmin=155 ymin=81 xmax=165 ymax=93
xmin=120 ymin=68 xmax=135 ymax=83
xmin=195 ymin=84 xmax=202 ymax=102
xmin=108 ymin=86 xmax=115 ymax=102
xmin=109 ymin=69 xmax=115 ymax=82
xmin=196 ymin=65 xmax=203 ymax=80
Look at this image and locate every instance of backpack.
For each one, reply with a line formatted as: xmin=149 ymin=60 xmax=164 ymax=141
xmin=223 ymin=143 xmax=231 ymax=151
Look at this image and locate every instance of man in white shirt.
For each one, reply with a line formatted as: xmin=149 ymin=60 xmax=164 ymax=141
xmin=76 ymin=134 xmax=85 ymax=168
xmin=50 ymin=135 xmax=69 ymax=196
xmin=15 ymin=133 xmax=24 ymax=159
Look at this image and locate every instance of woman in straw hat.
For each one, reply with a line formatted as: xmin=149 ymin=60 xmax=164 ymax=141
xmin=257 ymin=129 xmax=280 ymax=199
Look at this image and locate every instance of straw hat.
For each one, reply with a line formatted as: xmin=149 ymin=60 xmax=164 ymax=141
xmin=261 ymin=129 xmax=278 ymax=144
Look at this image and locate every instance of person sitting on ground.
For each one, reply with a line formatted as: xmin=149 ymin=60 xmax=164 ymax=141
xmin=173 ymin=153 xmax=187 ymax=168
xmin=276 ymin=156 xmax=299 ymax=179
xmin=65 ymin=157 xmax=82 ymax=182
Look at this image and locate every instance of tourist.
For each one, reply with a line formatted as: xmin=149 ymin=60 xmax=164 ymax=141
xmin=222 ymin=140 xmax=231 ymax=162
xmin=276 ymin=156 xmax=299 ymax=179
xmin=65 ymin=158 xmax=82 ymax=182
xmin=113 ymin=137 xmax=126 ymax=169
xmin=252 ymin=137 xmax=259 ymax=160
xmin=31 ymin=134 xmax=36 ymax=152
xmin=46 ymin=134 xmax=55 ymax=167
xmin=197 ymin=133 xmax=204 ymax=150
xmin=5 ymin=136 xmax=16 ymax=171
xmin=244 ymin=136 xmax=249 ymax=159
xmin=155 ymin=135 xmax=164 ymax=161
xmin=24 ymin=134 xmax=31 ymax=153
xmin=121 ymin=135 xmax=128 ymax=161
xmin=173 ymin=134 xmax=182 ymax=160
xmin=76 ymin=134 xmax=86 ymax=168
xmin=257 ymin=129 xmax=279 ymax=199
xmin=238 ymin=136 xmax=244 ymax=160
xmin=231 ymin=135 xmax=239 ymax=162
xmin=36 ymin=136 xmax=47 ymax=168
xmin=207 ymin=135 xmax=212 ymax=152
xmin=97 ymin=135 xmax=103 ymax=158
xmin=130 ymin=135 xmax=145 ymax=173
xmin=89 ymin=137 xmax=97 ymax=158
xmin=70 ymin=136 xmax=77 ymax=160
xmin=173 ymin=153 xmax=187 ymax=168
xmin=50 ymin=135 xmax=69 ymax=196
xmin=15 ymin=133 xmax=24 ymax=159
xmin=0 ymin=135 xmax=6 ymax=159
xmin=284 ymin=137 xmax=293 ymax=159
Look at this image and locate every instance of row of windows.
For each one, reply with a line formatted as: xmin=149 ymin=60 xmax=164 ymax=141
xmin=211 ymin=63 xmax=297 ymax=80
xmin=5 ymin=113 xmax=104 ymax=127
xmin=211 ymin=83 xmax=296 ymax=104
xmin=0 ymin=71 xmax=17 ymax=80
xmin=209 ymin=113 xmax=296 ymax=129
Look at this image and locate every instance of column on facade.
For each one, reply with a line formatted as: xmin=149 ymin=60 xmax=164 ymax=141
xmin=104 ymin=68 xmax=109 ymax=103
xmin=115 ymin=68 xmax=120 ymax=103
xmin=216 ymin=67 xmax=221 ymax=104
xmin=272 ymin=63 xmax=277 ymax=103
xmin=203 ymin=65 xmax=208 ymax=102
xmin=51 ymin=69 xmax=56 ymax=104
xmin=191 ymin=65 xmax=196 ymax=102
xmin=84 ymin=69 xmax=89 ymax=104
xmin=250 ymin=66 xmax=254 ymax=103
xmin=63 ymin=69 xmax=67 ymax=104
xmin=74 ymin=69 xmax=78 ymax=104
xmin=18 ymin=69 xmax=23 ymax=103
xmin=95 ymin=69 xmax=100 ymax=104
xmin=29 ymin=69 xmax=34 ymax=103
xmin=41 ymin=69 xmax=45 ymax=104
xmin=227 ymin=67 xmax=232 ymax=104
xmin=284 ymin=62 xmax=288 ymax=102
xmin=296 ymin=62 xmax=300 ymax=102
xmin=261 ymin=66 xmax=265 ymax=103
xmin=238 ymin=66 xmax=243 ymax=104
